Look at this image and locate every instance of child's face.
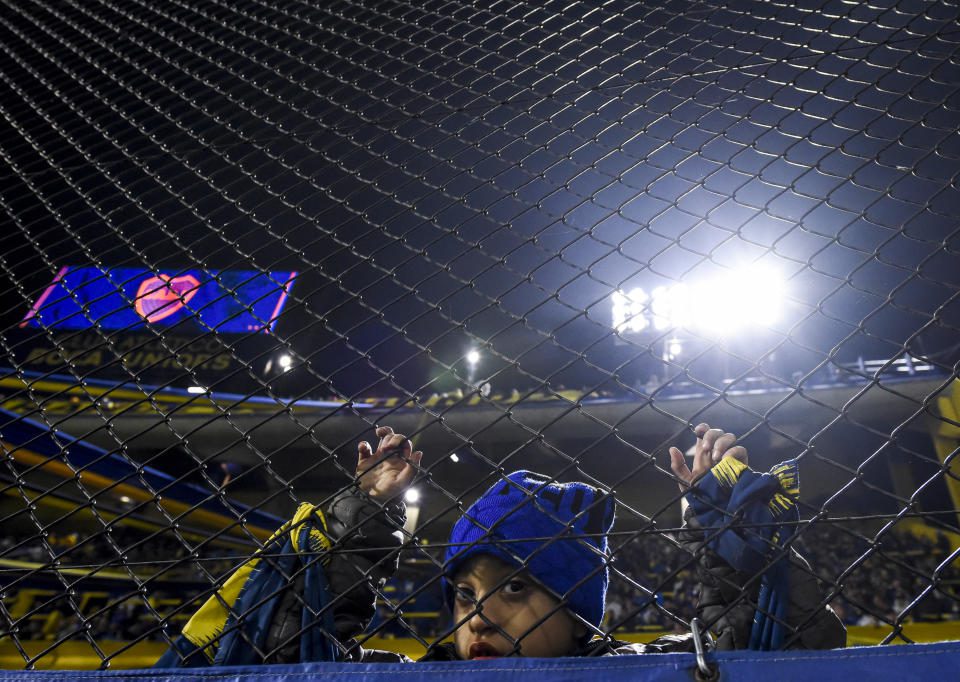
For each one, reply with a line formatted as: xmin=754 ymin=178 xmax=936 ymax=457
xmin=451 ymin=554 xmax=585 ymax=659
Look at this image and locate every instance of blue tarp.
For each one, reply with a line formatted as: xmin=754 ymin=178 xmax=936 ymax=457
xmin=2 ymin=643 xmax=959 ymax=682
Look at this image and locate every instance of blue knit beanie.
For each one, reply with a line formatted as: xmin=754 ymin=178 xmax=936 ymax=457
xmin=443 ymin=471 xmax=615 ymax=628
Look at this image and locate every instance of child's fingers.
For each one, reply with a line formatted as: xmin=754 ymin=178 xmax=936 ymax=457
xmin=669 ymin=446 xmax=691 ymax=483
xmin=382 ymin=433 xmax=409 ymax=456
xmin=692 ymin=423 xmax=710 ymax=458
xmin=411 ymin=450 xmax=423 ymax=468
xmin=357 ymin=441 xmax=372 ymax=470
xmin=711 ymin=432 xmax=738 ymax=463
xmin=699 ymin=427 xmax=724 ymax=452
xmin=375 ymin=426 xmax=395 ymax=452
xmin=697 ymin=428 xmax=723 ymax=471
xmin=723 ymin=445 xmax=748 ymax=465
xmin=698 ymin=428 xmax=723 ymax=453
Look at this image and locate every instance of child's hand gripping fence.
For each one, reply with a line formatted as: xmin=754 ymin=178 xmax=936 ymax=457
xmin=0 ymin=0 xmax=959 ymax=674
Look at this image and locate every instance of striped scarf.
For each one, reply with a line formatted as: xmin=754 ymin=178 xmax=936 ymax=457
xmin=686 ymin=456 xmax=800 ymax=650
xmin=155 ymin=503 xmax=339 ymax=667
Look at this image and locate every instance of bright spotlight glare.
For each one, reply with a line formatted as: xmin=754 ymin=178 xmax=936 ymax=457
xmin=668 ymin=340 xmax=683 ymax=358
xmin=278 ymin=354 xmax=293 ymax=370
xmin=652 ymin=284 xmax=693 ymax=331
xmin=450 ymin=453 xmax=460 ymax=463
xmin=695 ymin=265 xmax=783 ymax=333
xmin=611 ymin=288 xmax=648 ymax=333
xmin=466 ymin=349 xmax=481 ymax=365
xmin=187 ymin=386 xmax=206 ymax=394
xmin=611 ymin=266 xmax=785 ymax=337
xmin=404 ymin=488 xmax=420 ymax=503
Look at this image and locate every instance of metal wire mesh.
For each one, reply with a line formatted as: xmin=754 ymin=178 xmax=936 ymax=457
xmin=1 ymin=0 xmax=959 ymax=669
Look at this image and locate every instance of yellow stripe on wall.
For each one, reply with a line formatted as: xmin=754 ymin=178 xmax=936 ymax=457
xmin=5 ymin=444 xmax=274 ymax=542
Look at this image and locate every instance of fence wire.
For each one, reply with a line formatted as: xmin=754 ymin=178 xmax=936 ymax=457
xmin=1 ymin=0 xmax=959 ymax=670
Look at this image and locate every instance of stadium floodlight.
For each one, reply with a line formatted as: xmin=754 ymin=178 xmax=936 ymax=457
xmin=691 ymin=264 xmax=784 ymax=332
xmin=450 ymin=453 xmax=460 ymax=463
xmin=278 ymin=353 xmax=293 ymax=370
xmin=652 ymin=284 xmax=694 ymax=331
xmin=404 ymin=488 xmax=420 ymax=503
xmin=611 ymin=288 xmax=649 ymax=333
xmin=668 ymin=339 xmax=683 ymax=359
xmin=187 ymin=386 xmax=207 ymax=394
xmin=466 ymin=349 xmax=481 ymax=365
xmin=610 ymin=265 xmax=785 ymax=337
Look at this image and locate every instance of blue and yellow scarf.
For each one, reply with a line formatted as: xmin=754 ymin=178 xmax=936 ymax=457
xmin=686 ymin=457 xmax=800 ymax=650
xmin=155 ymin=503 xmax=339 ymax=667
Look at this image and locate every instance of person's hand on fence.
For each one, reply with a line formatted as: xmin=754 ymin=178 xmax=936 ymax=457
xmin=668 ymin=423 xmax=748 ymax=492
xmin=356 ymin=425 xmax=423 ymax=500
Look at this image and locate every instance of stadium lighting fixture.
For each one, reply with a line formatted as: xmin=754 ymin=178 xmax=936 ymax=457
xmin=450 ymin=453 xmax=460 ymax=463
xmin=694 ymin=264 xmax=784 ymax=332
xmin=466 ymin=349 xmax=481 ymax=365
xmin=404 ymin=488 xmax=420 ymax=503
xmin=187 ymin=386 xmax=207 ymax=394
xmin=278 ymin=353 xmax=293 ymax=370
xmin=611 ymin=265 xmax=785 ymax=337
xmin=611 ymin=288 xmax=648 ymax=333
xmin=668 ymin=339 xmax=683 ymax=359
xmin=118 ymin=495 xmax=132 ymax=504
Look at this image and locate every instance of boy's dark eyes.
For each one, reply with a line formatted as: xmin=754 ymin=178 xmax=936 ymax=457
xmin=454 ymin=585 xmax=476 ymax=603
xmin=502 ymin=579 xmax=527 ymax=596
xmin=453 ymin=579 xmax=527 ymax=603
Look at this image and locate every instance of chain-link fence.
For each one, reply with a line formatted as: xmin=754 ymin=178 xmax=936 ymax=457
xmin=1 ymin=0 xmax=959 ymax=670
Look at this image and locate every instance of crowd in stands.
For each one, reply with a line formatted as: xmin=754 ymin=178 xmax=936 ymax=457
xmin=602 ymin=532 xmax=699 ymax=633
xmin=801 ymin=523 xmax=960 ymax=626
xmin=598 ymin=523 xmax=960 ymax=633
xmin=1 ymin=525 xmax=247 ymax=643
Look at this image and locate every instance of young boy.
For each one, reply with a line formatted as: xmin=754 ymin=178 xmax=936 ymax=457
xmin=156 ymin=424 xmax=844 ymax=666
